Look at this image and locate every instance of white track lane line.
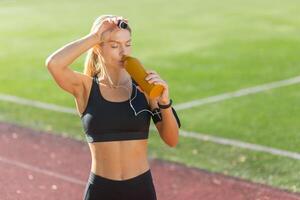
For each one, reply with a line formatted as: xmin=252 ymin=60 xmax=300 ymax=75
xmin=175 ymin=75 xmax=300 ymax=111
xmin=176 ymin=129 xmax=300 ymax=160
xmin=0 ymin=155 xmax=86 ymax=185
xmin=0 ymin=93 xmax=77 ymax=114
xmin=0 ymin=75 xmax=300 ymax=160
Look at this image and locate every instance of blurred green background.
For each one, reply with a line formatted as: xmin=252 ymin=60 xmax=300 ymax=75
xmin=0 ymin=0 xmax=299 ymax=193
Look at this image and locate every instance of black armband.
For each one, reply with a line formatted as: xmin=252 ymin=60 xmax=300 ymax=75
xmin=151 ymin=107 xmax=181 ymax=128
xmin=171 ymin=107 xmax=181 ymax=128
xmin=151 ymin=108 xmax=162 ymax=124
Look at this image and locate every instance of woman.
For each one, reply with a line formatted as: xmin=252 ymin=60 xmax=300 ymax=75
xmin=46 ymin=14 xmax=180 ymax=200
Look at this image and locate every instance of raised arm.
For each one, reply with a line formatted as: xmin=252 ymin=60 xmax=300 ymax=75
xmin=45 ymin=33 xmax=99 ymax=97
xmin=45 ymin=17 xmax=119 ymax=97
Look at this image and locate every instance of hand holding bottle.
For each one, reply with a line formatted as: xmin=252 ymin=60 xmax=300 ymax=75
xmin=122 ymin=55 xmax=167 ymax=101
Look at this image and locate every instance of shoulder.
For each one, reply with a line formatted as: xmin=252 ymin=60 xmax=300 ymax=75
xmin=79 ymin=72 xmax=94 ymax=86
xmin=72 ymin=71 xmax=93 ymax=83
xmin=74 ymin=72 xmax=94 ymax=98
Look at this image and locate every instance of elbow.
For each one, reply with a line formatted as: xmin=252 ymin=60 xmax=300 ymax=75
xmin=160 ymin=126 xmax=179 ymax=148
xmin=45 ymin=56 xmax=56 ymax=69
xmin=168 ymin=140 xmax=178 ymax=148
xmin=169 ymin=142 xmax=178 ymax=148
xmin=167 ymin=132 xmax=179 ymax=148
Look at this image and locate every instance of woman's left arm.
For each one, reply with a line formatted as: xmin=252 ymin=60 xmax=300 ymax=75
xmin=153 ymin=100 xmax=180 ymax=147
xmin=142 ymin=70 xmax=180 ymax=147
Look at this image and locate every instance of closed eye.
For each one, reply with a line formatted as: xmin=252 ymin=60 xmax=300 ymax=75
xmin=111 ymin=44 xmax=131 ymax=48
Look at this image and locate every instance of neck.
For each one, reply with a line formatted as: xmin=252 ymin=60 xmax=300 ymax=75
xmin=101 ymin=65 xmax=130 ymax=87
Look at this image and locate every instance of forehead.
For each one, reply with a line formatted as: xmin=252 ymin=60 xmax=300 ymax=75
xmin=105 ymin=29 xmax=131 ymax=43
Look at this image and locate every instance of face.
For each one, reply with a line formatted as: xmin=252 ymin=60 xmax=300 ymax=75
xmin=99 ymin=28 xmax=131 ymax=69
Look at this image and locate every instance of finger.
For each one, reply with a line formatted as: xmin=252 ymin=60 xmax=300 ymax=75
xmin=154 ymin=81 xmax=168 ymax=88
xmin=150 ymin=78 xmax=166 ymax=85
xmin=146 ymin=70 xmax=157 ymax=74
xmin=114 ymin=18 xmax=120 ymax=25
xmin=116 ymin=16 xmax=124 ymax=21
xmin=110 ymin=18 xmax=117 ymax=26
xmin=108 ymin=18 xmax=115 ymax=25
xmin=102 ymin=18 xmax=114 ymax=28
xmin=108 ymin=18 xmax=115 ymax=24
xmin=105 ymin=17 xmax=112 ymax=23
xmin=145 ymin=74 xmax=160 ymax=81
xmin=101 ymin=19 xmax=110 ymax=26
xmin=146 ymin=70 xmax=156 ymax=74
xmin=147 ymin=77 xmax=164 ymax=84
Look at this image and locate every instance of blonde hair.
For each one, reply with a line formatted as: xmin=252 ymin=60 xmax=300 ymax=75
xmin=83 ymin=15 xmax=132 ymax=78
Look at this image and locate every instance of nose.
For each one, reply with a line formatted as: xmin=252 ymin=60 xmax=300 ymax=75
xmin=120 ymin=47 xmax=125 ymax=54
xmin=119 ymin=45 xmax=129 ymax=57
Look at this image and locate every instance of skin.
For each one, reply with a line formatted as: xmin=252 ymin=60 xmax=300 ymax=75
xmin=46 ymin=16 xmax=179 ymax=181
xmin=87 ymin=26 xmax=151 ymax=180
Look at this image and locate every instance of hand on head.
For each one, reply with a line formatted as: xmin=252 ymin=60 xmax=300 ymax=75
xmin=92 ymin=16 xmax=129 ymax=42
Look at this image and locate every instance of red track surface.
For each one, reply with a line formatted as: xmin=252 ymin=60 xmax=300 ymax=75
xmin=0 ymin=122 xmax=299 ymax=200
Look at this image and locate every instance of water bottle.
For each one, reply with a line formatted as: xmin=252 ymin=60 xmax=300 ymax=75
xmin=122 ymin=55 xmax=164 ymax=99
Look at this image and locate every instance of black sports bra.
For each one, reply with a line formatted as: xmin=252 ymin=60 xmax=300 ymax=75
xmin=80 ymin=75 xmax=151 ymax=143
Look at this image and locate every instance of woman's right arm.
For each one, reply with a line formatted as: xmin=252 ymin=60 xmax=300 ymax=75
xmin=45 ymin=33 xmax=99 ymax=97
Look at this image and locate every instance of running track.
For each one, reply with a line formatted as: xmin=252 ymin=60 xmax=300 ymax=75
xmin=0 ymin=122 xmax=299 ymax=200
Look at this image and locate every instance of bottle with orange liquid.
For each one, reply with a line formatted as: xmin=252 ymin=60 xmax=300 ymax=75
xmin=121 ymin=55 xmax=164 ymax=99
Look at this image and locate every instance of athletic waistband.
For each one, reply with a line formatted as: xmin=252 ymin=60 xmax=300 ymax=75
xmin=88 ymin=169 xmax=152 ymax=186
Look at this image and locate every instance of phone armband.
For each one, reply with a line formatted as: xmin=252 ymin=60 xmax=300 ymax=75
xmin=151 ymin=108 xmax=162 ymax=124
xmin=171 ymin=107 xmax=181 ymax=128
xmin=151 ymin=107 xmax=181 ymax=128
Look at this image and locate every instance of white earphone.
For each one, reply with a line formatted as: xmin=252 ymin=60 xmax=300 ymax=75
xmin=94 ymin=49 xmax=160 ymax=117
xmin=115 ymin=83 xmax=161 ymax=117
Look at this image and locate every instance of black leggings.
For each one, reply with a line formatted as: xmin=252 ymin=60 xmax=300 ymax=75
xmin=83 ymin=169 xmax=157 ymax=200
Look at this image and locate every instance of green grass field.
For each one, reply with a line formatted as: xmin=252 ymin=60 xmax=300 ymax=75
xmin=1 ymin=0 xmax=300 ymax=193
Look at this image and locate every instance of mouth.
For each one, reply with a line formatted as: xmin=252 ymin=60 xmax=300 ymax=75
xmin=121 ymin=55 xmax=128 ymax=62
xmin=119 ymin=61 xmax=125 ymax=66
xmin=119 ymin=56 xmax=128 ymax=65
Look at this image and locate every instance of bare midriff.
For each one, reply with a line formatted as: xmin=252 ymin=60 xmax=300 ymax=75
xmin=87 ymin=139 xmax=150 ymax=181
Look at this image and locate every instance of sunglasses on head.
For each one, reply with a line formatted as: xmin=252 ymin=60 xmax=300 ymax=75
xmin=117 ymin=19 xmax=128 ymax=29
